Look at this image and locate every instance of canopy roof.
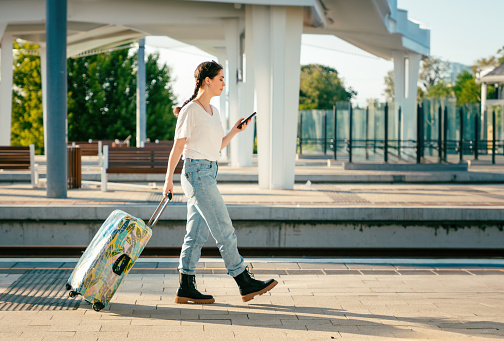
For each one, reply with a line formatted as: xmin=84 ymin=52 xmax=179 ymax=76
xmin=0 ymin=0 xmax=430 ymax=60
xmin=477 ymin=63 xmax=504 ymax=84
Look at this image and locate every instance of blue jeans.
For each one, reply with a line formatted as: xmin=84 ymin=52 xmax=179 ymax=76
xmin=178 ymin=158 xmax=245 ymax=277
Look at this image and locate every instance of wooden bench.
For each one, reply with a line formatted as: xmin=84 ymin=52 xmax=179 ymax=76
xmin=101 ymin=144 xmax=182 ymax=191
xmin=68 ymin=140 xmax=114 ymax=156
xmin=0 ymin=145 xmax=37 ymax=187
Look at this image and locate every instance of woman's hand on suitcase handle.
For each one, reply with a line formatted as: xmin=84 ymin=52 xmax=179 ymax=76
xmin=163 ymin=179 xmax=173 ymax=198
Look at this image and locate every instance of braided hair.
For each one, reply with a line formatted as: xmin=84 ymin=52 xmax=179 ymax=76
xmin=174 ymin=61 xmax=223 ymax=117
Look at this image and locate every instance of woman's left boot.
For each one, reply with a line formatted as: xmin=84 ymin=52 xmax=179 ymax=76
xmin=174 ymin=273 xmax=215 ymax=304
xmin=233 ymin=268 xmax=278 ymax=302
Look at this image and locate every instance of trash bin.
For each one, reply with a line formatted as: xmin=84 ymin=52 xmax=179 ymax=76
xmin=67 ymin=145 xmax=82 ymax=189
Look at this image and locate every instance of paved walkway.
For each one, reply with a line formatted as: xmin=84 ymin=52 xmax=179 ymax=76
xmin=1 ymin=159 xmax=504 ymax=339
xmin=1 ymin=182 xmax=504 ymax=207
xmin=0 ymin=258 xmax=503 ymax=340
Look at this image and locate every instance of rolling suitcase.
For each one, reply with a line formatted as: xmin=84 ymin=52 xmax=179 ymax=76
xmin=65 ymin=194 xmax=172 ymax=311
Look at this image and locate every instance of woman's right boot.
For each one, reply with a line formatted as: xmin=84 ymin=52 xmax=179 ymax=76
xmin=174 ymin=273 xmax=215 ymax=304
xmin=233 ymin=268 xmax=278 ymax=302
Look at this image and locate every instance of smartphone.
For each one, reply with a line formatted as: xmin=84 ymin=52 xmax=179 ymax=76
xmin=237 ymin=112 xmax=256 ymax=129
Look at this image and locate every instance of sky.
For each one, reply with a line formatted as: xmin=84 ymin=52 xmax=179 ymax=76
xmin=145 ymin=0 xmax=503 ymax=108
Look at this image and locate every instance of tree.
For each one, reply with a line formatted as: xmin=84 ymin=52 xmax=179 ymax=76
xmin=453 ymin=70 xmax=480 ymax=105
xmin=67 ymin=49 xmax=137 ymax=142
xmin=144 ymin=53 xmax=177 ymax=140
xmin=11 ymin=44 xmax=177 ymax=153
xmin=299 ymin=64 xmax=355 ymax=110
xmin=420 ymin=57 xmax=450 ymax=87
xmin=11 ymin=41 xmax=44 ymax=153
xmin=426 ymin=80 xmax=454 ymax=98
xmin=66 ymin=49 xmax=177 ymax=144
xmin=383 ymin=70 xmax=394 ymax=102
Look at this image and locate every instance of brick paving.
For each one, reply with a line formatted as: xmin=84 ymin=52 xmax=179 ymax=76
xmin=0 ymin=258 xmax=503 ymax=340
xmin=1 ymin=160 xmax=504 ymax=339
xmin=1 ymin=183 xmax=504 ymax=207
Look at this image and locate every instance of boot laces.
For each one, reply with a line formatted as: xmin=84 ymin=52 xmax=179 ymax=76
xmin=246 ymin=266 xmax=255 ymax=279
xmin=191 ymin=276 xmax=198 ymax=289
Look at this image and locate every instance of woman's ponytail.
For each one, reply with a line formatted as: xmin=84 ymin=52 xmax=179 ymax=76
xmin=173 ymin=61 xmax=223 ymax=117
xmin=174 ymin=81 xmax=200 ymax=117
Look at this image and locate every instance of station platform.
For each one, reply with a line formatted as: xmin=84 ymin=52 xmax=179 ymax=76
xmin=0 ymin=257 xmax=503 ymax=340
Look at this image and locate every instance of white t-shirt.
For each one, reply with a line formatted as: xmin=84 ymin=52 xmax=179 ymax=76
xmin=174 ymin=101 xmax=225 ymax=161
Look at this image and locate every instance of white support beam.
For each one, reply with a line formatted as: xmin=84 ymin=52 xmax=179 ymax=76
xmin=252 ymin=5 xmax=303 ymax=189
xmin=136 ymin=38 xmax=146 ymax=148
xmin=393 ymin=51 xmax=420 ymax=142
xmin=224 ymin=18 xmax=241 ymax=167
xmin=213 ymin=47 xmax=229 ymax=161
xmin=0 ymin=34 xmax=13 ymax=146
xmin=481 ymin=82 xmax=487 ymax=140
xmin=237 ymin=5 xmax=256 ymax=167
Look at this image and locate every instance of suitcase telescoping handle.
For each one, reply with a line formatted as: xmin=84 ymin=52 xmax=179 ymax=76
xmin=147 ymin=192 xmax=172 ymax=228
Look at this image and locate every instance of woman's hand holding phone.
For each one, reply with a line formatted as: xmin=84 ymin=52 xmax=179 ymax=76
xmin=237 ymin=112 xmax=256 ymax=130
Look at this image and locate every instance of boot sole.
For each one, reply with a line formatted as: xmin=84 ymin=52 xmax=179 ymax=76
xmin=241 ymin=280 xmax=278 ymax=302
xmin=174 ymin=296 xmax=215 ymax=304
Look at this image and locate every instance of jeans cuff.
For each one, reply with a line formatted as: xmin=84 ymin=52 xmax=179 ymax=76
xmin=178 ymin=269 xmax=196 ymax=275
xmin=228 ymin=266 xmax=246 ymax=278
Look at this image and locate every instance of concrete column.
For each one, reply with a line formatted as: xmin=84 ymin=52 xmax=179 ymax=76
xmin=214 ymin=48 xmax=229 ymax=161
xmin=0 ymin=34 xmax=13 ymax=146
xmin=136 ymin=38 xmax=146 ymax=148
xmin=224 ymin=19 xmax=241 ymax=167
xmin=481 ymin=82 xmax=487 ymax=140
xmin=225 ymin=16 xmax=255 ymax=168
xmin=45 ymin=0 xmax=67 ymax=198
xmin=40 ymin=46 xmax=48 ymax=153
xmin=237 ymin=6 xmax=256 ymax=167
xmin=252 ymin=5 xmax=303 ymax=189
xmin=393 ymin=51 xmax=421 ymax=141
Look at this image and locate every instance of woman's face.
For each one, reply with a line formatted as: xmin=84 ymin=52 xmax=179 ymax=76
xmin=205 ymin=69 xmax=225 ymax=97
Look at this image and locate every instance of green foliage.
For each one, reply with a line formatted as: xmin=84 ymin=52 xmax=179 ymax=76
xmin=67 ymin=50 xmax=177 ymax=144
xmin=10 ymin=41 xmax=176 ymax=154
xmin=299 ymin=64 xmax=355 ymax=110
xmin=67 ymin=50 xmax=137 ymax=142
xmin=426 ymin=80 xmax=454 ymax=98
xmin=144 ymin=53 xmax=177 ymax=141
xmin=453 ymin=70 xmax=480 ymax=105
xmin=11 ymin=41 xmax=44 ymax=154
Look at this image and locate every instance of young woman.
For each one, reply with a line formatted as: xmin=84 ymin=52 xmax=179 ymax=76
xmin=163 ymin=61 xmax=277 ymax=304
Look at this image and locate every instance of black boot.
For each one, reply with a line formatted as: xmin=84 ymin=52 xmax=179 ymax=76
xmin=174 ymin=273 xmax=215 ymax=304
xmin=233 ymin=268 xmax=278 ymax=302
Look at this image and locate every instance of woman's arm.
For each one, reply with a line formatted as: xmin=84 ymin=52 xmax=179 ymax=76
xmin=163 ymin=138 xmax=186 ymax=197
xmin=221 ymin=118 xmax=249 ymax=151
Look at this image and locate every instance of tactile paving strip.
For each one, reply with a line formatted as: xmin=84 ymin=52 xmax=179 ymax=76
xmin=319 ymin=190 xmax=370 ymax=203
xmin=0 ymin=269 xmax=81 ymax=311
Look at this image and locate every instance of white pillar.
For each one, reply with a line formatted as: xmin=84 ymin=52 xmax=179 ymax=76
xmin=481 ymin=82 xmax=487 ymax=140
xmin=40 ymin=46 xmax=48 ymax=153
xmin=136 ymin=38 xmax=146 ymax=148
xmin=224 ymin=19 xmax=241 ymax=167
xmin=252 ymin=5 xmax=303 ymax=189
xmin=393 ymin=51 xmax=421 ymax=141
xmin=237 ymin=6 xmax=256 ymax=167
xmin=214 ymin=48 xmax=229 ymax=161
xmin=0 ymin=34 xmax=13 ymax=146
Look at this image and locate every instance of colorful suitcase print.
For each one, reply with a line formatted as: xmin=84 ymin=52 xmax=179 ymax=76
xmin=66 ymin=196 xmax=170 ymax=311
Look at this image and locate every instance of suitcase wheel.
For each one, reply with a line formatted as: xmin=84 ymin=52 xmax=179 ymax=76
xmin=92 ymin=302 xmax=105 ymax=312
xmin=68 ymin=290 xmax=79 ymax=298
xmin=65 ymin=283 xmax=72 ymax=291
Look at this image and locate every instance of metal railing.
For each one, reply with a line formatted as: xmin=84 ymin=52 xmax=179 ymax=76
xmin=297 ymin=101 xmax=504 ymax=164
